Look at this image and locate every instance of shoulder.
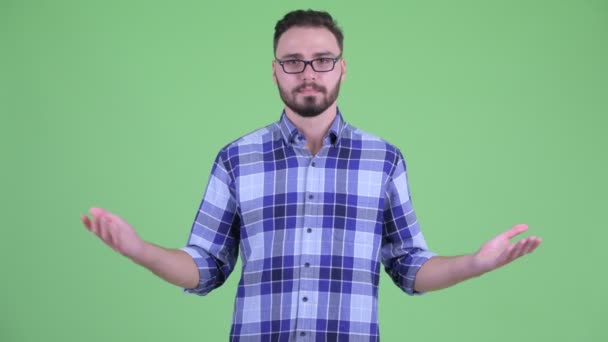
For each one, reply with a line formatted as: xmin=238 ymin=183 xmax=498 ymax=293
xmin=213 ymin=121 xmax=281 ymax=165
xmin=341 ymin=122 xmax=403 ymax=162
xmin=220 ymin=121 xmax=281 ymax=152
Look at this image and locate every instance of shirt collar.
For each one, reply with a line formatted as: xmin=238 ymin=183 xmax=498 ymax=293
xmin=278 ymin=108 xmax=344 ymax=147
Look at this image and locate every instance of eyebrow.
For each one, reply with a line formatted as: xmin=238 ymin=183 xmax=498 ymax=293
xmin=278 ymin=51 xmax=338 ymax=60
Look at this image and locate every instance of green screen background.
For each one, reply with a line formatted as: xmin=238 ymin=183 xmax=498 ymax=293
xmin=2 ymin=0 xmax=607 ymax=341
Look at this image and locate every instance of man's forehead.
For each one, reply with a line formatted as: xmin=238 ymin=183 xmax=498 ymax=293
xmin=276 ymin=26 xmax=340 ymax=58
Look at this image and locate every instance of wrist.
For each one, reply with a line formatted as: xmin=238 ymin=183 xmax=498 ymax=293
xmin=470 ymin=252 xmax=493 ymax=276
xmin=129 ymin=240 xmax=151 ymax=265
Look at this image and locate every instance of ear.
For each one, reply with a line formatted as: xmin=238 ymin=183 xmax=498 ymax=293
xmin=272 ymin=60 xmax=278 ymax=84
xmin=340 ymin=58 xmax=347 ymax=82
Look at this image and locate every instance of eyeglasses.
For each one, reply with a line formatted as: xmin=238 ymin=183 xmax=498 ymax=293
xmin=276 ymin=56 xmax=341 ymax=74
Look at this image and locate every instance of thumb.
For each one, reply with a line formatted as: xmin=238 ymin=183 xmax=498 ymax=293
xmin=89 ymin=207 xmax=107 ymax=217
xmin=501 ymin=224 xmax=528 ymax=240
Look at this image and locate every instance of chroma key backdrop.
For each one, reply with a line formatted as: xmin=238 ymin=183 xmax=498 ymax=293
xmin=1 ymin=1 xmax=606 ymax=341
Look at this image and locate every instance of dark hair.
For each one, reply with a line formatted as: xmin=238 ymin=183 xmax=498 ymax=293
xmin=274 ymin=9 xmax=344 ymax=54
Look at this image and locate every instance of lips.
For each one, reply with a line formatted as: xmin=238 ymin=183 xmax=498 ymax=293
xmin=297 ymin=85 xmax=323 ymax=94
xmin=299 ymin=88 xmax=319 ymax=94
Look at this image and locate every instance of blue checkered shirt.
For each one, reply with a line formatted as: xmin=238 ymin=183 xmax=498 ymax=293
xmin=181 ymin=110 xmax=436 ymax=341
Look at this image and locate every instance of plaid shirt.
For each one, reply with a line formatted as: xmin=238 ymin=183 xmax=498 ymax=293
xmin=181 ymin=110 xmax=436 ymax=341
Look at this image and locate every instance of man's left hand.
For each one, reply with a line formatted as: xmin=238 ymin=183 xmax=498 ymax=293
xmin=473 ymin=224 xmax=543 ymax=274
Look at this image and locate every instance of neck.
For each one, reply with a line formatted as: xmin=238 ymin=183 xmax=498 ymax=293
xmin=284 ymin=103 xmax=338 ymax=155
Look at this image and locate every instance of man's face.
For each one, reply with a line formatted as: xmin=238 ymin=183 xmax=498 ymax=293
xmin=273 ymin=26 xmax=346 ymax=118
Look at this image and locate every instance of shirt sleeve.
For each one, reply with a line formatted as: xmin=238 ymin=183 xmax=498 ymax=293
xmin=381 ymin=150 xmax=436 ymax=295
xmin=180 ymin=149 xmax=240 ymax=296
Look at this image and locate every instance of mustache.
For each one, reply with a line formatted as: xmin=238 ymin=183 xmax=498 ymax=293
xmin=294 ymin=83 xmax=326 ymax=93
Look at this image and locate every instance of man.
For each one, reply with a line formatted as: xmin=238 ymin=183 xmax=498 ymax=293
xmin=81 ymin=9 xmax=542 ymax=341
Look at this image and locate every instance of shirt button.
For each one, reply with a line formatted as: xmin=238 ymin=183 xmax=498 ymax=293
xmin=308 ymin=194 xmax=313 ymax=199
xmin=300 ymin=332 xmax=306 ymax=337
xmin=311 ymin=161 xmax=316 ymax=167
xmin=304 ymin=262 xmax=310 ymax=267
xmin=302 ymin=297 xmax=308 ymax=302
xmin=306 ymin=228 xmax=312 ymax=233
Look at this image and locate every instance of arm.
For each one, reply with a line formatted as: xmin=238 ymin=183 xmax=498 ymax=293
xmin=81 ymin=207 xmax=199 ymax=289
xmin=81 ymin=150 xmax=240 ymax=294
xmin=413 ymin=224 xmax=542 ymax=292
xmin=381 ymin=150 xmax=437 ymax=295
xmin=179 ymin=149 xmax=240 ymax=295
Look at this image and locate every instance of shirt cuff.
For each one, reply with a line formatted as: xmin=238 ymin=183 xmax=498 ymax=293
xmin=180 ymin=246 xmax=220 ymax=296
xmin=408 ymin=251 xmax=438 ymax=296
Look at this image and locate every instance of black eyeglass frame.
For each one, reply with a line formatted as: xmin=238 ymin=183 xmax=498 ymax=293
xmin=275 ymin=56 xmax=342 ymax=74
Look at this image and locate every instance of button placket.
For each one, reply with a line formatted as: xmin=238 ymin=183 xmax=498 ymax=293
xmin=298 ymin=154 xmax=318 ymax=337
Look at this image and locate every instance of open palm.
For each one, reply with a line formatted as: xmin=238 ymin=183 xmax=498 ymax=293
xmin=81 ymin=207 xmax=144 ymax=259
xmin=474 ymin=224 xmax=542 ymax=273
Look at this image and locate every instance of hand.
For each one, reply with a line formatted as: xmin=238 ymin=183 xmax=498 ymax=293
xmin=473 ymin=224 xmax=542 ymax=274
xmin=81 ymin=207 xmax=145 ymax=259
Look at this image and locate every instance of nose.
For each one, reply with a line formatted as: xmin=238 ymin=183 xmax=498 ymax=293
xmin=301 ymin=61 xmax=316 ymax=81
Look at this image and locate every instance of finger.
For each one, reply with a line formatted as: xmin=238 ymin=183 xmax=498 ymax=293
xmin=524 ymin=237 xmax=542 ymax=254
xmin=104 ymin=212 xmax=124 ymax=225
xmin=499 ymin=243 xmax=518 ymax=266
xmin=107 ymin=212 xmax=135 ymax=237
xmin=90 ymin=215 xmax=100 ymax=236
xmin=506 ymin=239 xmax=527 ymax=262
xmin=519 ymin=237 xmax=535 ymax=254
xmin=99 ymin=215 xmax=112 ymax=243
xmin=502 ymin=224 xmax=529 ymax=240
xmin=105 ymin=216 xmax=118 ymax=247
xmin=103 ymin=217 xmax=116 ymax=245
xmin=495 ymin=243 xmax=517 ymax=267
xmin=513 ymin=239 xmax=536 ymax=260
xmin=88 ymin=208 xmax=101 ymax=235
xmin=92 ymin=208 xmax=126 ymax=228
xmin=89 ymin=207 xmax=105 ymax=218
xmin=81 ymin=214 xmax=92 ymax=230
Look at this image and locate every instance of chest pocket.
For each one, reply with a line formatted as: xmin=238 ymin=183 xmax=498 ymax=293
xmin=331 ymin=168 xmax=385 ymax=241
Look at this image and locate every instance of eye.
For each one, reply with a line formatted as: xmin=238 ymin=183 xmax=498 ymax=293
xmin=283 ymin=60 xmax=300 ymax=66
xmin=317 ymin=58 xmax=334 ymax=65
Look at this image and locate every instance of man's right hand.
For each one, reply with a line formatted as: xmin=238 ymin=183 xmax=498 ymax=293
xmin=81 ymin=207 xmax=145 ymax=260
xmin=80 ymin=207 xmax=200 ymax=289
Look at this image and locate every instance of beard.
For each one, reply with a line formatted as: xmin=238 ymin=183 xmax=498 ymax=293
xmin=277 ymin=75 xmax=342 ymax=118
